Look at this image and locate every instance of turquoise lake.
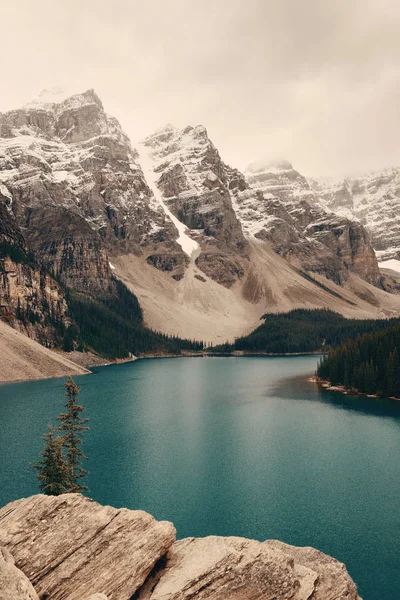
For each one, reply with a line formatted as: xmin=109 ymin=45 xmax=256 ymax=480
xmin=0 ymin=355 xmax=399 ymax=599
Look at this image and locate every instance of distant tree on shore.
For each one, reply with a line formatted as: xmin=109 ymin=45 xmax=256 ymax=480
xmin=32 ymin=377 xmax=90 ymax=494
xmin=33 ymin=426 xmax=69 ymax=495
xmin=57 ymin=377 xmax=90 ymax=493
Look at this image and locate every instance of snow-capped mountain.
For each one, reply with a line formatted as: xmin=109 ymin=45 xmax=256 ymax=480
xmin=1 ymin=89 xmax=400 ymax=344
xmin=0 ymin=89 xmax=185 ymax=290
xmin=138 ymin=124 xmax=249 ymax=287
xmin=310 ymin=168 xmax=400 ymax=264
xmin=230 ymin=160 xmax=380 ymax=286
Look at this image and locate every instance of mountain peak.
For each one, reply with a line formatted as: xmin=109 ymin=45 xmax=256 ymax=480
xmin=24 ymin=87 xmax=102 ymax=111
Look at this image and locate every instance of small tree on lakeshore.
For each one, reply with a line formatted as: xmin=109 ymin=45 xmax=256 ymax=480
xmin=57 ymin=377 xmax=90 ymax=492
xmin=33 ymin=425 xmax=69 ymax=495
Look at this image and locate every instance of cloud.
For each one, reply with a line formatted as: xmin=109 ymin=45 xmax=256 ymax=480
xmin=1 ymin=0 xmax=400 ymax=175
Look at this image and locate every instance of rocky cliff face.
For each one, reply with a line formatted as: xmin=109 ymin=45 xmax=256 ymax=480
xmin=139 ymin=125 xmax=249 ymax=287
xmin=0 ymin=89 xmax=385 ymax=295
xmin=0 ymin=199 xmax=69 ymax=345
xmin=231 ymin=160 xmax=381 ymax=286
xmin=0 ymin=90 xmax=184 ymax=291
xmin=0 ymin=494 xmax=361 ymax=600
xmin=310 ymin=167 xmax=400 ymax=262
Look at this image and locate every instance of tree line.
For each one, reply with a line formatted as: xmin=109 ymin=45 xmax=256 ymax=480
xmin=66 ymin=279 xmax=203 ymax=358
xmin=2 ymin=233 xmax=203 ymax=357
xmin=317 ymin=323 xmax=400 ymax=397
xmin=211 ymin=309 xmax=400 ymax=354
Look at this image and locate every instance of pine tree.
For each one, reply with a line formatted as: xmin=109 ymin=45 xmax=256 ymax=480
xmin=57 ymin=377 xmax=90 ymax=492
xmin=33 ymin=426 xmax=69 ymax=495
xmin=364 ymin=360 xmax=377 ymax=395
xmin=387 ymin=348 xmax=400 ymax=397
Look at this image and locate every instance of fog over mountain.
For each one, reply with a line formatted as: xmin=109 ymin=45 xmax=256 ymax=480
xmin=1 ymin=0 xmax=400 ymax=176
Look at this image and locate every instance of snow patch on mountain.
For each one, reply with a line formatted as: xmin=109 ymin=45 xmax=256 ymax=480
xmin=137 ymin=141 xmax=199 ymax=258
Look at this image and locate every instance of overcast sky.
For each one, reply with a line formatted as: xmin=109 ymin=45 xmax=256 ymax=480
xmin=1 ymin=0 xmax=400 ymax=176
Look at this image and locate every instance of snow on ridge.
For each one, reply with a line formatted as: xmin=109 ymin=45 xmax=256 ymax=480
xmin=24 ymin=87 xmax=100 ymax=112
xmin=0 ymin=183 xmax=12 ymax=201
xmin=30 ymin=87 xmax=77 ymax=104
xmin=137 ymin=142 xmax=199 ymax=258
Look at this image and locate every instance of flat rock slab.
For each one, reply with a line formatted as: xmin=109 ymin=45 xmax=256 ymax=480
xmin=0 ymin=494 xmax=175 ymax=600
xmin=137 ymin=536 xmax=360 ymax=600
xmin=0 ymin=547 xmax=39 ymax=600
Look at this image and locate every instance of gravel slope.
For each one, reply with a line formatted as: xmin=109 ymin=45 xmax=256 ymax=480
xmin=0 ymin=321 xmax=89 ymax=383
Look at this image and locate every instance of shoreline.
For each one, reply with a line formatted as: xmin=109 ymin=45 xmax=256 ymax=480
xmin=310 ymin=376 xmax=400 ymax=402
xmin=0 ymin=350 xmax=322 ymax=385
xmin=138 ymin=350 xmax=322 ymax=359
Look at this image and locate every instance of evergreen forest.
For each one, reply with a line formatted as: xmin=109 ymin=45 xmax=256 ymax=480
xmin=317 ymin=322 xmax=400 ymax=397
xmin=212 ymin=309 xmax=400 ymax=354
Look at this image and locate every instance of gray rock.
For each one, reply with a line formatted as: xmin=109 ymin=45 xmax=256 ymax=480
xmin=0 ymin=546 xmax=39 ymax=600
xmin=0 ymin=201 xmax=70 ymax=346
xmin=237 ymin=161 xmax=381 ymax=287
xmin=0 ymin=494 xmax=175 ymax=600
xmin=141 ymin=124 xmax=250 ymax=288
xmin=311 ymin=167 xmax=400 ymax=263
xmin=136 ymin=536 xmax=361 ymax=600
xmin=0 ymin=90 xmax=184 ymax=291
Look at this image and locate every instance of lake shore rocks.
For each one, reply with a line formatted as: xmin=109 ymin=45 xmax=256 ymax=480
xmin=0 ymin=494 xmax=175 ymax=600
xmin=137 ymin=536 xmax=360 ymax=600
xmin=0 ymin=494 xmax=361 ymax=600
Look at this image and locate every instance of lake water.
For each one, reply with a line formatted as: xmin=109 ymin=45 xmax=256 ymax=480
xmin=0 ymin=356 xmax=399 ymax=599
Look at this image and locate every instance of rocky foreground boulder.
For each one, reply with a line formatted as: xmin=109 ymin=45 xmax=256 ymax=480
xmin=0 ymin=494 xmax=175 ymax=600
xmin=0 ymin=494 xmax=361 ymax=600
xmin=0 ymin=547 xmax=38 ymax=600
xmin=137 ymin=537 xmax=360 ymax=600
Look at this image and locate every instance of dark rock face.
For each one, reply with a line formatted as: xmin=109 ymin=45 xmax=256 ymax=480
xmin=23 ymin=206 xmax=111 ymax=293
xmin=0 ymin=200 xmax=69 ymax=345
xmin=230 ymin=161 xmax=381 ymax=287
xmin=195 ymin=252 xmax=245 ymax=288
xmin=0 ymin=194 xmax=25 ymax=247
xmin=140 ymin=125 xmax=249 ymax=287
xmin=305 ymin=216 xmax=380 ymax=285
xmin=146 ymin=253 xmax=189 ymax=274
xmin=0 ymin=494 xmax=361 ymax=600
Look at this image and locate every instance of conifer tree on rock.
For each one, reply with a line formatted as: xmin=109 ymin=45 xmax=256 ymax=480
xmin=57 ymin=377 xmax=90 ymax=492
xmin=33 ymin=425 xmax=69 ymax=495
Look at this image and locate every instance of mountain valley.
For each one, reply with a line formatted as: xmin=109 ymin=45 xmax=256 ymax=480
xmin=2 ymin=89 xmax=400 ymax=371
